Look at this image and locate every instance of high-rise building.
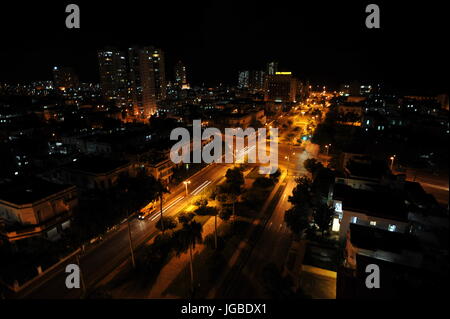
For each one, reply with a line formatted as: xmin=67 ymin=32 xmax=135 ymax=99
xmin=151 ymin=48 xmax=166 ymax=100
xmin=174 ymin=60 xmax=188 ymax=87
xmin=238 ymin=70 xmax=265 ymax=91
xmin=97 ymin=48 xmax=129 ymax=108
xmin=128 ymin=46 xmax=157 ymax=117
xmin=52 ymin=66 xmax=79 ymax=90
xmin=264 ymin=72 xmax=297 ymax=102
xmin=238 ymin=70 xmax=250 ymax=89
xmin=249 ymin=70 xmax=265 ymax=91
xmin=266 ymin=61 xmax=278 ymax=75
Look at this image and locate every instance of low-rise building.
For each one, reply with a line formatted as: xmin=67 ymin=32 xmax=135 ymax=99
xmin=337 ymin=222 xmax=448 ymax=299
xmin=0 ymin=178 xmax=77 ymax=242
xmin=49 ymin=157 xmax=133 ymax=191
xmin=332 ymin=183 xmax=410 ymax=241
xmin=146 ymin=158 xmax=175 ymax=185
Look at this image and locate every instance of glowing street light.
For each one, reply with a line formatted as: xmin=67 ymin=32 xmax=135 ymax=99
xmin=390 ymin=155 xmax=396 ymax=171
xmin=325 ymin=143 xmax=331 ymax=156
xmin=183 ymin=180 xmax=191 ymax=196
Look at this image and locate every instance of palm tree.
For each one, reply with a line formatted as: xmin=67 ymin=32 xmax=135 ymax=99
xmin=153 ymin=179 xmax=170 ymax=233
xmin=313 ymin=203 xmax=334 ymax=237
xmin=174 ymin=220 xmax=203 ymax=293
xmin=217 ymin=192 xmax=237 ymax=220
xmin=207 ymin=206 xmax=220 ymax=250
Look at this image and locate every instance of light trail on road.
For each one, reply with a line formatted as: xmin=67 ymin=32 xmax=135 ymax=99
xmin=191 ymin=180 xmax=212 ymax=195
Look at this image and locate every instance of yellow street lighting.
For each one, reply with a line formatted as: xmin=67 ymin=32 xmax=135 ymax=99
xmin=389 ymin=155 xmax=396 ymax=171
xmin=183 ymin=180 xmax=191 ymax=196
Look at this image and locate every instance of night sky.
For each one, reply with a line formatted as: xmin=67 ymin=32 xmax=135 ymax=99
xmin=0 ymin=0 xmax=448 ymax=94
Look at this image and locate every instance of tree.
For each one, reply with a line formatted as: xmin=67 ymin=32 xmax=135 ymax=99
xmin=216 ymin=192 xmax=237 ymax=219
xmin=156 ymin=216 xmax=178 ymax=232
xmin=153 ymin=179 xmax=170 ymax=233
xmin=284 ymin=177 xmax=314 ymax=238
xmin=303 ymin=158 xmax=324 ymax=175
xmin=138 ymin=233 xmax=174 ymax=278
xmin=218 ymin=206 xmax=233 ymax=222
xmin=253 ymin=176 xmax=274 ymax=189
xmin=173 ymin=221 xmax=203 ymax=293
xmin=194 ymin=198 xmax=208 ymax=208
xmin=270 ymin=168 xmax=282 ymax=182
xmin=194 ymin=205 xmax=216 ymax=216
xmin=225 ymin=167 xmax=244 ymax=195
xmin=178 ymin=212 xmax=195 ymax=224
xmin=288 ymin=176 xmax=314 ymax=208
xmin=313 ymin=203 xmax=334 ymax=237
xmin=284 ymin=206 xmax=309 ymax=236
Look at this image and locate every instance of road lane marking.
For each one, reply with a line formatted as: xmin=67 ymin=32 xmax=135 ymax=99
xmin=190 ymin=180 xmax=209 ymax=194
xmin=192 ymin=180 xmax=212 ymax=195
xmin=150 ymin=196 xmax=185 ymax=221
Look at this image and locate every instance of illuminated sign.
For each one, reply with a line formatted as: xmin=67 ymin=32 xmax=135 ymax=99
xmin=275 ymin=72 xmax=292 ymax=75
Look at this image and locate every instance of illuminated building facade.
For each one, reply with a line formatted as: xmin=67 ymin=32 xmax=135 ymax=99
xmin=97 ymin=48 xmax=129 ymax=108
xmin=264 ymin=72 xmax=297 ymax=102
xmin=128 ymin=46 xmax=158 ymax=117
xmin=174 ymin=60 xmax=188 ymax=87
xmin=52 ymin=66 xmax=79 ymax=90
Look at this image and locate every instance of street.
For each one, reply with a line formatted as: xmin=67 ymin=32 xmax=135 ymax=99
xmin=18 ymin=161 xmax=232 ymax=298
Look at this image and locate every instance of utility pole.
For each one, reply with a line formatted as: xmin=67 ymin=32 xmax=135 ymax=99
xmin=76 ymin=253 xmax=86 ymax=296
xmin=214 ymin=214 xmax=218 ymax=250
xmin=127 ymin=215 xmax=136 ymax=269
xmin=159 ymin=194 xmax=164 ymax=233
xmin=285 ymin=155 xmax=290 ymax=176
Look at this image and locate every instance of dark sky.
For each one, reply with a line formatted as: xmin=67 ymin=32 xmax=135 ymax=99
xmin=0 ymin=0 xmax=448 ymax=94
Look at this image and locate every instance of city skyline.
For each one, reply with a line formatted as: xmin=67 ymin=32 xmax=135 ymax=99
xmin=0 ymin=0 xmax=448 ymax=303
xmin=0 ymin=1 xmax=448 ymax=95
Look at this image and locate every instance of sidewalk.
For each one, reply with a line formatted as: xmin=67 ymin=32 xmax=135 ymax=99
xmin=147 ymin=216 xmax=222 ymax=298
xmin=108 ymin=216 xmax=220 ymax=298
xmin=207 ymin=173 xmax=287 ymax=298
xmin=299 ymin=265 xmax=336 ymax=299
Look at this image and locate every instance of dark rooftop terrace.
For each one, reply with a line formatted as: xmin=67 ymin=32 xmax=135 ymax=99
xmin=65 ymin=157 xmax=130 ymax=175
xmin=333 ymin=183 xmax=409 ymax=221
xmin=0 ymin=178 xmax=74 ymax=205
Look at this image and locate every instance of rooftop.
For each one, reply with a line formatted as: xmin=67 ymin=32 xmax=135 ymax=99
xmin=350 ymin=223 xmax=422 ymax=269
xmin=65 ymin=157 xmax=130 ymax=175
xmin=0 ymin=178 xmax=74 ymax=206
xmin=350 ymin=223 xmax=418 ymax=254
xmin=345 ymin=156 xmax=389 ymax=179
xmin=333 ymin=183 xmax=409 ymax=221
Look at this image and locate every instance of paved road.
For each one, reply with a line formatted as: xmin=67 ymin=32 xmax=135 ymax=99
xmin=16 ymin=111 xmax=316 ymax=299
xmin=218 ymin=112 xmax=320 ymax=298
xmin=225 ymin=177 xmax=297 ymax=298
xmin=18 ymin=162 xmax=232 ymax=299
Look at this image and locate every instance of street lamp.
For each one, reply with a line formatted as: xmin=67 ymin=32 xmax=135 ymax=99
xmin=285 ymin=155 xmax=290 ymax=176
xmin=183 ymin=180 xmax=191 ymax=196
xmin=390 ymin=155 xmax=396 ymax=171
xmin=325 ymin=143 xmax=331 ymax=156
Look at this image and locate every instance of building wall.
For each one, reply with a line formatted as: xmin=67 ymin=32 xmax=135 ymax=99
xmin=97 ymin=48 xmax=129 ymax=108
xmin=147 ymin=159 xmax=174 ymax=184
xmin=57 ymin=164 xmax=132 ymax=191
xmin=337 ymin=209 xmax=410 ymax=242
xmin=264 ymin=74 xmax=297 ymax=102
xmin=336 ymin=105 xmax=363 ymax=116
xmin=0 ymin=187 xmax=78 ymax=241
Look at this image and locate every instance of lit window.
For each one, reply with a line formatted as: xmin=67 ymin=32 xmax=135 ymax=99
xmin=388 ymin=224 xmax=396 ymax=232
xmin=370 ymin=221 xmax=377 ymax=226
xmin=351 ymin=216 xmax=358 ymax=224
xmin=334 ymin=201 xmax=343 ymax=213
xmin=332 ymin=217 xmax=340 ymax=232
